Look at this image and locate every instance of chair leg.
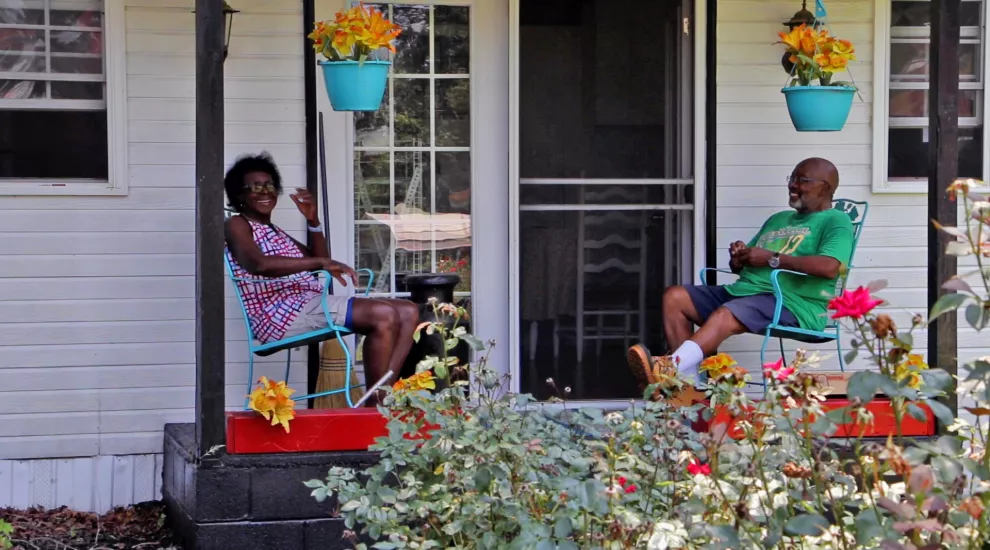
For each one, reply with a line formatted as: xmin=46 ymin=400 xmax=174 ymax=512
xmin=341 ymin=333 xmax=356 ymax=408
xmin=835 ymin=326 xmax=846 ymax=372
xmin=759 ymin=330 xmax=771 ymax=394
xmin=284 ymin=347 xmax=292 ymax=385
xmin=244 ymin=353 xmax=256 ymax=410
xmin=778 ymin=338 xmax=787 ymax=367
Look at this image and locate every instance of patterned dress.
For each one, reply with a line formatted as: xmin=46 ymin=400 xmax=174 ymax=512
xmin=225 ymin=218 xmax=323 ymax=343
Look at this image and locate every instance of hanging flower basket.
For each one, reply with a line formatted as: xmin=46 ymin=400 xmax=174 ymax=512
xmin=308 ymin=5 xmax=401 ymax=112
xmin=319 ymin=60 xmax=391 ymax=112
xmin=781 ymin=85 xmax=855 ymax=131
xmin=776 ymin=18 xmax=859 ymax=132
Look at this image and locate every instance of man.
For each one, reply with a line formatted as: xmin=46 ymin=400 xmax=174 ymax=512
xmin=627 ymin=157 xmax=855 ymax=401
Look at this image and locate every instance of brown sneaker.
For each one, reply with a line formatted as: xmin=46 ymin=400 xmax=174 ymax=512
xmin=627 ymin=344 xmax=676 ymax=398
xmin=627 ymin=344 xmax=707 ymax=406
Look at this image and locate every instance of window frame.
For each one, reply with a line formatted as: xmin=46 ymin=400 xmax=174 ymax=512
xmin=0 ymin=0 xmax=128 ymax=196
xmin=872 ymin=0 xmax=990 ymax=193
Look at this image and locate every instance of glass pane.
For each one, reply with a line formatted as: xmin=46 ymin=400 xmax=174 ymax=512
xmin=51 ymin=6 xmax=102 ymax=28
xmin=519 ymin=208 xmax=692 ymax=400
xmin=437 ymin=247 xmax=471 ymax=292
xmin=887 ymin=126 xmax=984 ymax=179
xmin=51 ymin=81 xmax=102 ymax=100
xmin=892 ymin=0 xmax=983 ymax=27
xmin=435 ymin=78 xmax=470 ymax=147
xmin=395 ymin=151 xmax=431 ymax=212
xmin=0 ymin=79 xmax=43 ymax=99
xmin=519 ymin=0 xmax=681 ymax=178
xmin=356 ymin=223 xmax=391 ymax=290
xmin=394 ymin=78 xmax=429 ymax=147
xmin=50 ymin=30 xmax=101 ymax=54
xmin=0 ymin=5 xmax=45 ymax=25
xmin=354 ymin=151 xmax=390 ymax=220
xmin=0 ymin=52 xmax=44 ymax=73
xmin=392 ymin=5 xmax=429 ymax=74
xmin=520 ymin=183 xmax=690 ymax=206
xmin=435 ymin=6 xmax=469 ymax=74
xmin=889 ymin=89 xmax=979 ymax=118
xmin=354 ymin=87 xmax=389 ymax=148
xmin=51 ymin=56 xmax=102 ymax=74
xmin=0 ymin=110 xmax=108 ymax=179
xmin=436 ymin=152 xmax=470 ymax=214
xmin=890 ymin=41 xmax=981 ymax=82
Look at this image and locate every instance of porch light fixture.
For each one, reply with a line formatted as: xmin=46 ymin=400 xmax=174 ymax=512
xmin=781 ymin=0 xmax=817 ymax=72
xmin=192 ymin=1 xmax=240 ymax=62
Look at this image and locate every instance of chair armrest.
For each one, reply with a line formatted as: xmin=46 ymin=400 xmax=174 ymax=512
xmin=698 ymin=267 xmax=736 ymax=284
xmin=768 ymin=269 xmax=807 ymax=325
xmin=233 ymin=269 xmax=376 ymax=298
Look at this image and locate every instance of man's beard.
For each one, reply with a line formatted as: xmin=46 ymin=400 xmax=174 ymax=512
xmin=789 ymin=196 xmax=804 ymax=209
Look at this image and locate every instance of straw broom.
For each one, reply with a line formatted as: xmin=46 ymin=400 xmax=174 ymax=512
xmin=314 ymin=337 xmax=364 ymax=409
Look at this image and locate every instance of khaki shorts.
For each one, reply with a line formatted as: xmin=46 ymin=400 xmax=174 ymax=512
xmin=283 ymin=295 xmax=354 ymax=339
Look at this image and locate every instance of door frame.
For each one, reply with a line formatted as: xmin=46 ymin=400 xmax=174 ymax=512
xmin=505 ymin=0 xmax=711 ymax=400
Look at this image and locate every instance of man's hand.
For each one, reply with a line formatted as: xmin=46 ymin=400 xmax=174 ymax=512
xmin=290 ymin=188 xmax=319 ymax=225
xmin=737 ymin=247 xmax=774 ymax=268
xmin=729 ymin=240 xmax=747 ymax=271
xmin=321 ymin=259 xmax=359 ymax=287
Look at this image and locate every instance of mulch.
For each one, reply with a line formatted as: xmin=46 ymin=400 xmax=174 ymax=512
xmin=0 ymin=502 xmax=178 ymax=550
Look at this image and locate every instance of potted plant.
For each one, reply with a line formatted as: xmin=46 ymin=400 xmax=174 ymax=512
xmin=777 ymin=24 xmax=857 ymax=131
xmin=308 ymin=4 xmax=401 ymax=112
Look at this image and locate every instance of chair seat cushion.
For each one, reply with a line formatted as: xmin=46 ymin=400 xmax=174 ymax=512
xmin=253 ymin=328 xmax=342 ymax=357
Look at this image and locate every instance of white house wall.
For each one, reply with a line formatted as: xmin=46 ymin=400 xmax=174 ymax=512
xmin=0 ymin=0 xmax=310 ymax=511
xmin=714 ymin=0 xmax=986 ymax=375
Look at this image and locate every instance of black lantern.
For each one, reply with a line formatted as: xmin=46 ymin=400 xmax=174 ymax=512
xmin=781 ymin=1 xmax=817 ymax=73
xmin=193 ymin=1 xmax=239 ymax=62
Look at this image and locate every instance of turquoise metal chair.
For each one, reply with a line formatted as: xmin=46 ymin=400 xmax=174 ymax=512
xmin=224 ymin=252 xmax=374 ymax=409
xmin=699 ymin=199 xmax=869 ymax=389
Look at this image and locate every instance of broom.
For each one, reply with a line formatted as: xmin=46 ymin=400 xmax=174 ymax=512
xmin=312 ymin=113 xmax=365 ymax=409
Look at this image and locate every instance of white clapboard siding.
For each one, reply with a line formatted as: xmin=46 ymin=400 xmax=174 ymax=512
xmin=0 ymin=0 xmax=310 ymax=480
xmin=0 ymin=455 xmax=163 ymax=513
xmin=715 ymin=0 xmax=984 ymax=376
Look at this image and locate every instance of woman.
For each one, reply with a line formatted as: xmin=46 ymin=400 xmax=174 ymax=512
xmin=224 ymin=153 xmax=418 ymax=404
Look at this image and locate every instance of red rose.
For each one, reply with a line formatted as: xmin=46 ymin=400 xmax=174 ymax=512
xmin=828 ymin=286 xmax=883 ymax=320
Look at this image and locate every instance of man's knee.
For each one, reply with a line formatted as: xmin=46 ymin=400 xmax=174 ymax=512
xmin=704 ymin=306 xmax=746 ymax=336
xmin=396 ymin=300 xmax=419 ymax=324
xmin=663 ymin=285 xmax=691 ymax=311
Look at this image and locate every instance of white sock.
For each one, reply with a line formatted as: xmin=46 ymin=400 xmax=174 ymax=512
xmin=671 ymin=340 xmax=704 ymax=385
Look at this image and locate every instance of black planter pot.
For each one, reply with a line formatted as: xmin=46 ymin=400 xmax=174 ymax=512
xmin=398 ymin=273 xmax=471 ymax=385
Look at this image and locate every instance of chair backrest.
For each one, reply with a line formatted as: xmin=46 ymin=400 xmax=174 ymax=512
xmin=222 ymin=209 xmax=264 ymax=346
xmin=830 ymin=197 xmax=869 ymax=298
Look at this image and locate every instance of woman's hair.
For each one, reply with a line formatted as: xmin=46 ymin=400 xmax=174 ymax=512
xmin=224 ymin=152 xmax=283 ymax=212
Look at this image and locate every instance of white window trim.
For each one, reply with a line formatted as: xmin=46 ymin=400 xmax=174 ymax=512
xmin=0 ymin=0 xmax=128 ymax=196
xmin=872 ymin=0 xmax=990 ymax=193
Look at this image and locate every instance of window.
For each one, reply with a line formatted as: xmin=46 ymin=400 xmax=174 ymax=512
xmin=874 ymin=0 xmax=988 ymax=192
xmin=352 ymin=3 xmax=472 ymax=307
xmin=0 ymin=0 xmax=126 ymax=195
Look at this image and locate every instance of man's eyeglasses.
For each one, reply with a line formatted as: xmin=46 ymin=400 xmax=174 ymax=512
xmin=246 ymin=181 xmax=277 ymax=194
xmin=786 ymin=175 xmax=827 ymax=186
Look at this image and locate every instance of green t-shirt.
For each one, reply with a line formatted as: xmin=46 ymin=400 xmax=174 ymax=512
xmin=725 ymin=209 xmax=854 ymax=331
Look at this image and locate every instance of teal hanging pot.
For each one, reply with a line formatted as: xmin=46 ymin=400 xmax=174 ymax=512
xmin=781 ymin=85 xmax=855 ymax=132
xmin=319 ymin=60 xmax=390 ymax=112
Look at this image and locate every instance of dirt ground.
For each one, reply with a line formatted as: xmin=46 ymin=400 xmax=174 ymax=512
xmin=1 ymin=502 xmax=178 ymax=550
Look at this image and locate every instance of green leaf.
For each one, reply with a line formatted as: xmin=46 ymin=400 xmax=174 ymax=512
xmin=846 ymin=371 xmax=881 ymax=403
xmin=784 ymin=513 xmax=829 ymax=536
xmin=302 ymin=479 xmax=324 ymax=488
xmin=906 ymin=402 xmax=928 ymax=422
xmin=535 ymin=541 xmax=555 ymax=550
xmin=929 ymin=293 xmax=969 ymax=322
xmin=553 ymin=517 xmax=573 ymax=538
xmin=931 ymin=455 xmax=964 ymax=485
xmin=926 ymin=399 xmax=955 ymax=426
xmin=921 ymin=369 xmax=954 ymax=393
xmin=461 ymin=333 xmax=486 ymax=351
xmin=844 ymin=348 xmax=859 ymax=365
xmin=966 ymin=303 xmax=989 ymax=330
xmin=853 ymin=509 xmax=885 ymax=545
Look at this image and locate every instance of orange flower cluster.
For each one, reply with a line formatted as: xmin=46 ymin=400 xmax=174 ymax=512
xmin=248 ymin=377 xmax=296 ymax=433
xmin=309 ymin=4 xmax=401 ymax=62
xmin=393 ymin=371 xmax=437 ymax=394
xmin=777 ymin=24 xmax=856 ymax=85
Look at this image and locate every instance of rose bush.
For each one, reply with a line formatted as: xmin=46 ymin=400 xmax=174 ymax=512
xmin=306 ymin=180 xmax=990 ymax=549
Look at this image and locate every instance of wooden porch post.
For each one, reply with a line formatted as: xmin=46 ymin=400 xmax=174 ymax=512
xmin=928 ymin=0 xmax=960 ymax=415
xmin=195 ymin=0 xmax=227 ymax=458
